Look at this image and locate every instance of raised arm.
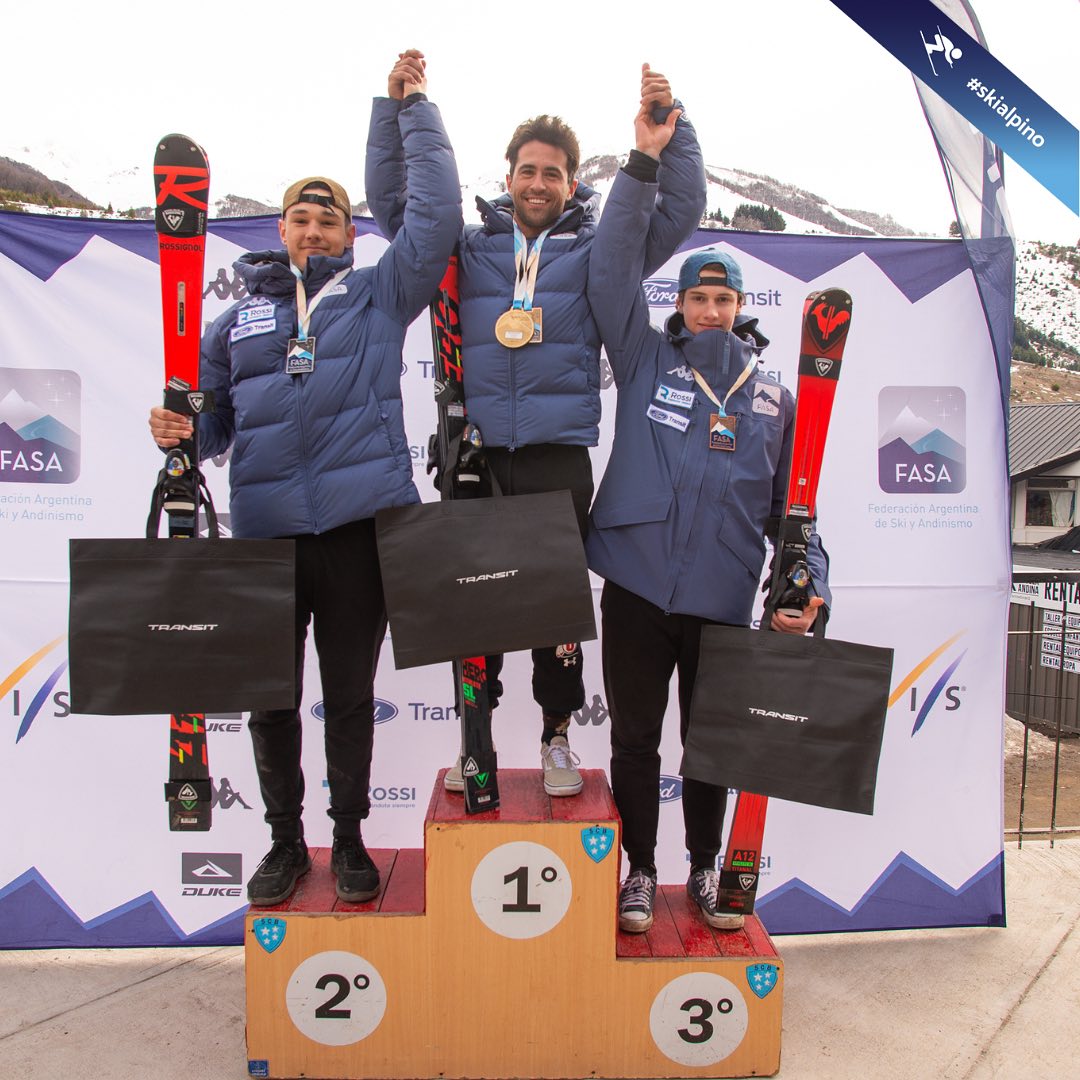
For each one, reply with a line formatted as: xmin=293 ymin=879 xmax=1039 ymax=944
xmin=368 ymin=50 xmax=463 ymax=324
xmin=364 ymin=51 xmax=419 ymax=240
xmin=638 ymin=65 xmax=707 ymax=276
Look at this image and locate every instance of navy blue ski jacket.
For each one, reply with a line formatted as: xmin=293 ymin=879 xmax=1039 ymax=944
xmin=586 ymin=170 xmax=830 ymax=623
xmin=197 ymin=99 xmax=462 ymax=538
xmin=365 ymin=99 xmax=706 ymax=449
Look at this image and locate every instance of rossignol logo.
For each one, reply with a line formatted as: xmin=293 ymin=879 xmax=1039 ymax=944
xmin=147 ymin=624 xmax=219 ymax=631
xmin=456 ymin=570 xmax=519 ymax=584
xmin=158 ymin=240 xmax=203 ymax=252
xmin=162 ymin=208 xmax=185 ymax=231
xmin=749 ymin=707 xmax=807 ymax=723
xmin=879 ymin=386 xmax=966 ymax=493
xmin=0 ymin=368 xmax=81 ymax=485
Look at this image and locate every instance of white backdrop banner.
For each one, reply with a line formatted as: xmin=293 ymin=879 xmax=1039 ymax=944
xmin=0 ymin=210 xmax=1006 ymax=945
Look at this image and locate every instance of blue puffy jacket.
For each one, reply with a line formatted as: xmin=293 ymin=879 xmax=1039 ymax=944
xmin=197 ymin=99 xmax=462 ymax=538
xmin=586 ymin=170 xmax=830 ymax=623
xmin=366 ymin=100 xmax=706 ymax=449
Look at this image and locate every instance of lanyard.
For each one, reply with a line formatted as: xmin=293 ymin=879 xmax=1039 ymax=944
xmin=292 ymin=267 xmax=350 ymax=342
xmin=511 ymin=222 xmax=551 ymax=312
xmin=691 ymin=351 xmax=757 ymax=417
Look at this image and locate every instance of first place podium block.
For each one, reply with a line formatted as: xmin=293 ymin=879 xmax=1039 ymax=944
xmin=245 ymin=770 xmax=782 ymax=1078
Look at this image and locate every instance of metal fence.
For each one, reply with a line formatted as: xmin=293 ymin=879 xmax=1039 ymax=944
xmin=1006 ymin=572 xmax=1080 ymax=844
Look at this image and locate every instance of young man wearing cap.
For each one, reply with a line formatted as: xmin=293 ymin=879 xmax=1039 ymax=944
xmin=585 ymin=104 xmax=830 ymax=933
xmin=366 ymin=65 xmax=706 ymax=798
xmin=149 ymin=50 xmax=462 ymax=906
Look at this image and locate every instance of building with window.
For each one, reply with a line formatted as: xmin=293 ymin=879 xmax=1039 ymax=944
xmin=1009 ymin=402 xmax=1080 ymax=545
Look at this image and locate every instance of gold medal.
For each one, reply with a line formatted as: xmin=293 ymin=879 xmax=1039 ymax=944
xmin=495 ymin=308 xmax=535 ymax=349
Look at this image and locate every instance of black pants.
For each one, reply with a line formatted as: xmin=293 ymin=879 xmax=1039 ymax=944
xmin=248 ymin=519 xmax=387 ymax=842
xmin=472 ymin=443 xmax=593 ymax=718
xmin=601 ymin=579 xmax=727 ymax=870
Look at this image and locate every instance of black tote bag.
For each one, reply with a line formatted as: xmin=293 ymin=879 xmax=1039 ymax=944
xmin=69 ymin=538 xmax=296 ymax=715
xmin=375 ymin=490 xmax=597 ymax=669
xmin=681 ymin=624 xmax=893 ymax=814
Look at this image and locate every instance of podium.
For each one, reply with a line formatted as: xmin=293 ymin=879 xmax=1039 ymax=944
xmin=245 ymin=770 xmax=782 ymax=1078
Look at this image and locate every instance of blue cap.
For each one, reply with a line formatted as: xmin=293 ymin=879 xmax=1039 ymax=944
xmin=677 ymin=248 xmax=744 ymax=293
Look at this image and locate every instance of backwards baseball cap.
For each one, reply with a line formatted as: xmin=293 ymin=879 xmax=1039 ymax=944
xmin=677 ymin=248 xmax=744 ymax=294
xmin=281 ymin=177 xmax=353 ymax=221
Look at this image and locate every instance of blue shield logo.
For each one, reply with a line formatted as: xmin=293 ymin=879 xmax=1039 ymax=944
xmin=581 ymin=826 xmax=615 ymax=863
xmin=253 ymin=917 xmax=286 ymax=954
xmin=746 ymin=962 xmax=778 ymax=999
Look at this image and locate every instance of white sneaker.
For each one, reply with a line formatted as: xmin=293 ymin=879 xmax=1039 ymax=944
xmin=687 ymin=867 xmax=745 ymax=930
xmin=618 ymin=868 xmax=657 ymax=932
xmin=540 ymin=735 xmax=583 ymax=796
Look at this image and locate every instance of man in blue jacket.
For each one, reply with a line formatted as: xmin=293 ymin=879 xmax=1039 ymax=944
xmin=149 ymin=50 xmax=462 ymax=906
xmin=366 ymin=65 xmax=706 ymax=797
xmin=586 ymin=105 xmax=829 ymax=934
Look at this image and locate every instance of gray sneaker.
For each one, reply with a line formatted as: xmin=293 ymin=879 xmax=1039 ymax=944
xmin=687 ymin=867 xmax=744 ymax=930
xmin=618 ymin=868 xmax=657 ymax=932
xmin=444 ymin=758 xmax=465 ymax=792
xmin=541 ymin=735 xmax=583 ymax=796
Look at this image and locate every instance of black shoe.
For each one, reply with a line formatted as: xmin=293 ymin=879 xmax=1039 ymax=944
xmin=247 ymin=839 xmax=310 ymax=906
xmin=687 ymin=867 xmax=744 ymax=930
xmin=331 ymin=837 xmax=380 ymax=902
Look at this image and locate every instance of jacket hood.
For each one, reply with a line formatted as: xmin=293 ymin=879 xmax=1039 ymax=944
xmin=475 ymin=181 xmax=601 ymax=235
xmin=235 ymin=248 xmax=355 ymax=297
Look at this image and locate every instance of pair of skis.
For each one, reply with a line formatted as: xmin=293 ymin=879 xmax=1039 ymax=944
xmin=715 ymin=287 xmax=853 ymax=918
xmin=152 ymin=134 xmax=214 ymax=831
xmin=428 ymin=258 xmax=500 ymax=813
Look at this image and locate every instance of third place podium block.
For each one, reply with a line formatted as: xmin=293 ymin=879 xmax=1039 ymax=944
xmin=245 ymin=770 xmax=782 ymax=1078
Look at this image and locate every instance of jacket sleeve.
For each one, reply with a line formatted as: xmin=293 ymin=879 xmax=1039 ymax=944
xmin=586 ymin=170 xmax=661 ymax=387
xmin=196 ymin=314 xmax=235 ymax=461
xmin=642 ymin=104 xmax=707 ymax=277
xmin=369 ymin=97 xmax=463 ymax=324
xmin=365 ymin=97 xmax=407 ymax=240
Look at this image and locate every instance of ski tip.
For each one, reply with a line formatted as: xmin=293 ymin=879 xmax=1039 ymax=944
xmin=803 ymin=288 xmax=852 ymax=356
xmin=155 ymin=134 xmax=209 ymax=163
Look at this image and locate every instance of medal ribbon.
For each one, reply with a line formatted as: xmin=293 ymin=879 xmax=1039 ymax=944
xmin=293 ymin=267 xmax=351 ymax=343
xmin=511 ymin=221 xmax=552 ymax=312
xmin=691 ymin=352 xmax=757 ymax=417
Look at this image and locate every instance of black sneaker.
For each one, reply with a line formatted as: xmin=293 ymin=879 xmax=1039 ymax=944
xmin=687 ymin=867 xmax=744 ymax=930
xmin=331 ymin=837 xmax=380 ymax=902
xmin=618 ymin=867 xmax=657 ymax=933
xmin=247 ymin=839 xmax=310 ymax=906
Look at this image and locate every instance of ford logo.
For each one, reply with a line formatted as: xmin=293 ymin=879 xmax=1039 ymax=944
xmin=313 ymin=699 xmax=398 ymax=724
xmin=659 ymin=774 xmax=683 ymax=803
xmin=643 ymin=278 xmax=679 ymax=307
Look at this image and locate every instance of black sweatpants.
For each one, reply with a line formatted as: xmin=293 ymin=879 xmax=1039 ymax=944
xmin=601 ymin=579 xmax=727 ymax=870
xmin=248 ymin=519 xmax=387 ymax=842
xmin=475 ymin=443 xmax=593 ymax=719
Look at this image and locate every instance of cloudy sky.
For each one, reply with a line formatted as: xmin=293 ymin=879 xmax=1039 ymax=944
xmin=2 ymin=0 xmax=1076 ymax=242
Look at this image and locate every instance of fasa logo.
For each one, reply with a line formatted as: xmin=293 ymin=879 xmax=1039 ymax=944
xmin=4 ymin=636 xmax=70 ymax=741
xmin=878 ymin=386 xmax=966 ymax=493
xmin=659 ymin=775 xmax=683 ymax=803
xmin=0 ymin=368 xmax=81 ymax=484
xmin=313 ymin=698 xmax=398 ymax=724
xmin=888 ymin=630 xmax=968 ymax=734
xmin=642 ymin=278 xmax=679 ymax=307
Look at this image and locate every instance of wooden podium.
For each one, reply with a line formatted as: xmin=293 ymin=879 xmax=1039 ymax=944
xmin=244 ymin=770 xmax=782 ymax=1079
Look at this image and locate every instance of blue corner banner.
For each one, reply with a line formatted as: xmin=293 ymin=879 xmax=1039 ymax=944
xmin=830 ymin=0 xmax=1078 ymax=214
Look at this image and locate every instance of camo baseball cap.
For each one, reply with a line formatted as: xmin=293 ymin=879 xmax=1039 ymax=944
xmin=677 ymin=248 xmax=744 ymax=294
xmin=281 ymin=177 xmax=353 ymax=221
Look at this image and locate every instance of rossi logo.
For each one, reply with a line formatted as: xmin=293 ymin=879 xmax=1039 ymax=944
xmin=181 ymin=852 xmax=243 ymax=897
xmin=313 ymin=698 xmax=398 ymax=724
xmin=0 ymin=369 xmax=81 ymax=484
xmin=878 ymin=386 xmax=966 ymax=493
xmin=659 ymin=774 xmax=683 ymax=803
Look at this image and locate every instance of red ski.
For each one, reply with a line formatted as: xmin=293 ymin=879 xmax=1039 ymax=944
xmin=716 ymin=287 xmax=853 ymax=915
xmin=428 ymin=256 xmax=499 ymax=813
xmin=151 ymin=133 xmax=215 ymax=831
